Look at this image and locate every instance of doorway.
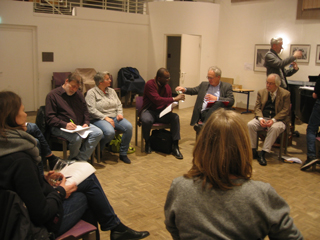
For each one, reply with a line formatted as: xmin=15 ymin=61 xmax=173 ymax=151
xmin=0 ymin=24 xmax=38 ymax=111
xmin=166 ymin=34 xmax=201 ymax=109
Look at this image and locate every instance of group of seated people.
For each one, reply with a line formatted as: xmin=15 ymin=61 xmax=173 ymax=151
xmin=0 ymin=88 xmax=303 ymax=239
xmin=1 ymin=64 xmax=315 ymax=239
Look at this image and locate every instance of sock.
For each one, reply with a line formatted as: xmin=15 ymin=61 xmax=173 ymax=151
xmin=112 ymin=222 xmax=127 ymax=232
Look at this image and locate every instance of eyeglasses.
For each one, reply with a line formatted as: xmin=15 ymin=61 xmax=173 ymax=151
xmin=206 ymin=76 xmax=215 ymax=80
xmin=161 ymin=77 xmax=170 ymax=80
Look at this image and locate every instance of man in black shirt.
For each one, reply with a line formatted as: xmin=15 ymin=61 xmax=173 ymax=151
xmin=301 ymin=75 xmax=320 ymax=170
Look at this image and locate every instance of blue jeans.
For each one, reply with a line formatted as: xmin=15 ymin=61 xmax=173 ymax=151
xmin=92 ymin=118 xmax=132 ymax=156
xmin=27 ymin=123 xmax=52 ymax=175
xmin=57 ymin=174 xmax=120 ymax=236
xmin=50 ymin=124 xmax=103 ymax=160
xmin=27 ymin=122 xmax=52 ymax=158
xmin=306 ymin=99 xmax=320 ymax=158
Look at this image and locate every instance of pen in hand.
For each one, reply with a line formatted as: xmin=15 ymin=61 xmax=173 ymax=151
xmin=70 ymin=119 xmax=75 ymax=124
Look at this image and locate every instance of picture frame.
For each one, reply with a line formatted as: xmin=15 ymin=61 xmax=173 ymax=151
xmin=290 ymin=44 xmax=310 ymax=63
xmin=254 ymin=44 xmax=269 ymax=72
xmin=316 ymin=45 xmax=320 ymax=64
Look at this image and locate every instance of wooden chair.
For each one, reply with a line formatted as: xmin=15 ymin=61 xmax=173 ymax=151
xmin=35 ymin=106 xmax=100 ymax=164
xmin=256 ymin=130 xmax=287 ymax=160
xmin=135 ymin=96 xmax=171 ymax=152
xmin=55 ymin=220 xmax=97 ymax=240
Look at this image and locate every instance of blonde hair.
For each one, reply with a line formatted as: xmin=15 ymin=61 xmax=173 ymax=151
xmin=184 ymin=108 xmax=252 ymax=190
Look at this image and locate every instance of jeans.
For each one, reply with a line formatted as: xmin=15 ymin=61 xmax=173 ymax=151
xmin=140 ymin=109 xmax=180 ymax=141
xmin=57 ymin=174 xmax=120 ymax=236
xmin=306 ymin=100 xmax=320 ymax=158
xmin=27 ymin=122 xmax=52 ymax=158
xmin=27 ymin=123 xmax=52 ymax=175
xmin=92 ymin=118 xmax=132 ymax=156
xmin=50 ymin=124 xmax=103 ymax=160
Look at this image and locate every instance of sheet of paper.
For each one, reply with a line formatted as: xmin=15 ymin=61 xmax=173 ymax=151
xmin=60 ymin=161 xmax=96 ymax=186
xmin=159 ymin=102 xmax=178 ymax=118
xmin=60 ymin=126 xmax=92 ymax=139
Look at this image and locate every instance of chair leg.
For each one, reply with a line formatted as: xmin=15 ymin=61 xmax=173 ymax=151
xmin=62 ymin=141 xmax=68 ymax=160
xmin=97 ymin=142 xmax=100 ymax=163
xmin=279 ymin=132 xmax=284 ymax=160
xmin=83 ymin=230 xmax=96 ymax=240
xmin=135 ymin=122 xmax=138 ymax=147
xmin=140 ymin=126 xmax=144 ymax=153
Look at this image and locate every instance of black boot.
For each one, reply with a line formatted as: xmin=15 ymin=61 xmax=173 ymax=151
xmin=252 ymin=148 xmax=259 ymax=159
xmin=257 ymin=150 xmax=267 ymax=166
xmin=145 ymin=140 xmax=152 ymax=154
xmin=172 ymin=140 xmax=183 ymax=159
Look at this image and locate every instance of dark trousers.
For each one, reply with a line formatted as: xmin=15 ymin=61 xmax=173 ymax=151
xmin=140 ymin=109 xmax=180 ymax=141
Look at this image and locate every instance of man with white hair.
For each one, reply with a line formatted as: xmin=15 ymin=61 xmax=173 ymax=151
xmin=248 ymin=74 xmax=291 ymax=166
xmin=264 ymin=37 xmax=302 ymax=89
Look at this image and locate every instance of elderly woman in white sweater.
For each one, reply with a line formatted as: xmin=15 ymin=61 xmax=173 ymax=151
xmin=85 ymin=72 xmax=133 ymax=164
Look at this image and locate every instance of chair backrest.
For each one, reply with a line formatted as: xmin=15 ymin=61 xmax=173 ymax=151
xmin=220 ymin=77 xmax=234 ymax=85
xmin=74 ymin=68 xmax=96 ymax=95
xmin=52 ymin=72 xmax=71 ymax=89
xmin=135 ymin=96 xmax=144 ymax=112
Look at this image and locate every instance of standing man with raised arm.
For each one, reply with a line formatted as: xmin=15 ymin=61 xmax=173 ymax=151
xmin=175 ymin=66 xmax=234 ymax=133
xmin=140 ymin=68 xmax=185 ymax=159
xmin=264 ymin=37 xmax=302 ymax=89
xmin=45 ymin=72 xmax=103 ymax=161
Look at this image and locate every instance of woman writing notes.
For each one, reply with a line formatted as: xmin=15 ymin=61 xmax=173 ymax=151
xmin=0 ymin=91 xmax=149 ymax=239
xmin=85 ymin=71 xmax=133 ymax=164
xmin=164 ymin=108 xmax=302 ymax=240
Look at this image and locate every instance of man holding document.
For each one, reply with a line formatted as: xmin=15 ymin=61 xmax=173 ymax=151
xmin=175 ymin=66 xmax=234 ymax=134
xmin=45 ymin=72 xmax=103 ymax=161
xmin=140 ymin=68 xmax=185 ymax=159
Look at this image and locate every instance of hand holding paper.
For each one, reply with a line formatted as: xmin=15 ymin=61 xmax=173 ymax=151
xmin=159 ymin=102 xmax=178 ymax=118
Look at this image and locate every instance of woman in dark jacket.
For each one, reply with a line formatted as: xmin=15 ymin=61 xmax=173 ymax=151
xmin=0 ymin=91 xmax=149 ymax=240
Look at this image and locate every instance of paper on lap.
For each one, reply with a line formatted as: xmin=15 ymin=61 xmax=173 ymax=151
xmin=60 ymin=126 xmax=92 ymax=138
xmin=60 ymin=161 xmax=96 ymax=186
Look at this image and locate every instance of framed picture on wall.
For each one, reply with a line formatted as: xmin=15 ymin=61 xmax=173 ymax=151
xmin=254 ymin=44 xmax=269 ymax=72
xmin=316 ymin=45 xmax=320 ymax=64
xmin=290 ymin=44 xmax=311 ymax=63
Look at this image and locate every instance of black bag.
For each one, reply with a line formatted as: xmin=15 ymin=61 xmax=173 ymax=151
xmin=149 ymin=129 xmax=173 ymax=154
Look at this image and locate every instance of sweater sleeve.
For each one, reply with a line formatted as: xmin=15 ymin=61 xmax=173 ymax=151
xmin=144 ymin=80 xmax=173 ymax=107
xmin=266 ymin=185 xmax=303 ymax=240
xmin=164 ymin=180 xmax=181 ymax=240
xmin=11 ymin=153 xmax=64 ymax=227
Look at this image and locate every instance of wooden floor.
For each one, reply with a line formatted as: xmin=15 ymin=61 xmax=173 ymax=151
xmin=27 ymin=105 xmax=320 ymax=240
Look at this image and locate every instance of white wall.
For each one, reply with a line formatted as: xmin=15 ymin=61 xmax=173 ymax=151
xmin=216 ymin=0 xmax=320 ymax=109
xmin=0 ymin=1 xmax=149 ymax=107
xmin=147 ymin=2 xmax=220 ymax=83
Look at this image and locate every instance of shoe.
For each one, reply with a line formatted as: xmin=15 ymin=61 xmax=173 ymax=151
xmin=48 ymin=155 xmax=60 ymax=170
xmin=145 ymin=140 xmax=152 ymax=154
xmin=301 ymin=157 xmax=319 ymax=171
xmin=119 ymin=155 xmax=131 ymax=164
xmin=110 ymin=228 xmax=150 ymax=240
xmin=193 ymin=123 xmax=203 ymax=135
xmin=252 ymin=149 xmax=259 ymax=159
xmin=257 ymin=151 xmax=267 ymax=166
xmin=172 ymin=141 xmax=183 ymax=160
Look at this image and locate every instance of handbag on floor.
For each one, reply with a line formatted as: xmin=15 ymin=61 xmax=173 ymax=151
xmin=149 ymin=129 xmax=173 ymax=154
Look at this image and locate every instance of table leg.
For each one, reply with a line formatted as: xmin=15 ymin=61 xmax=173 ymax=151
xmin=241 ymin=92 xmax=252 ymax=114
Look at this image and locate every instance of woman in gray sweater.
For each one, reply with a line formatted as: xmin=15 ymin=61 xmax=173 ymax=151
xmin=86 ymin=72 xmax=133 ymax=164
xmin=164 ymin=108 xmax=303 ymax=240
